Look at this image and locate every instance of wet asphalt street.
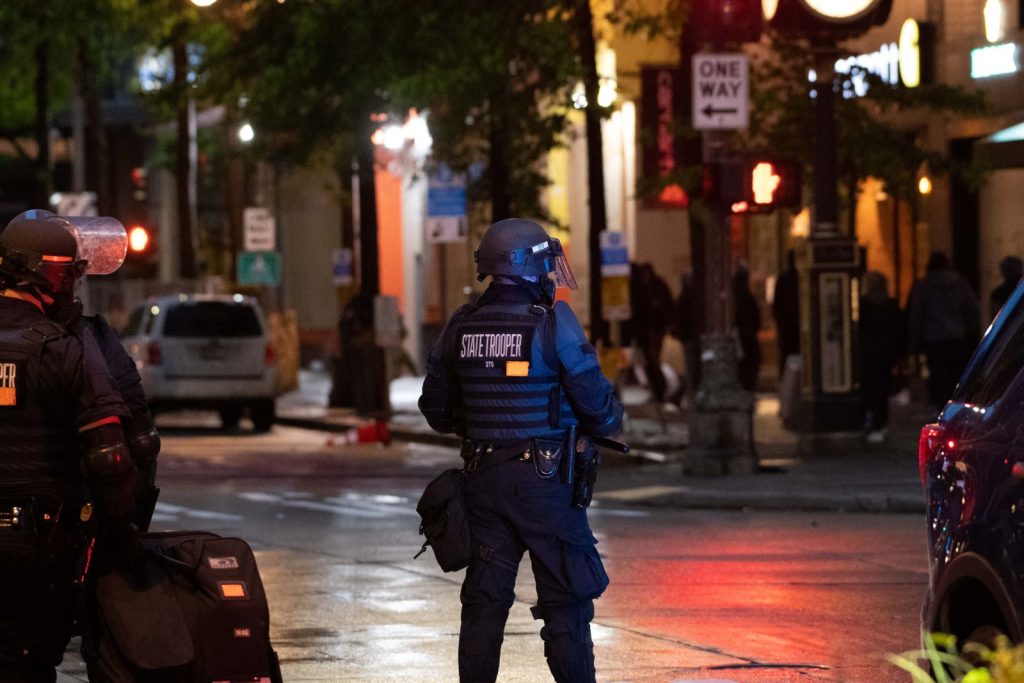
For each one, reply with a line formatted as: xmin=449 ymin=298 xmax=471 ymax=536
xmin=57 ymin=418 xmax=927 ymax=682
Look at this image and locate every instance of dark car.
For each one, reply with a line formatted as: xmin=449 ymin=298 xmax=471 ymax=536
xmin=920 ymin=283 xmax=1024 ymax=646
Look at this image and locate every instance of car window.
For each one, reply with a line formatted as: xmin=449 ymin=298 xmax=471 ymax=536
xmin=122 ymin=307 xmax=145 ymax=337
xmin=955 ymin=296 xmax=1024 ymax=407
xmin=162 ymin=302 xmax=263 ymax=338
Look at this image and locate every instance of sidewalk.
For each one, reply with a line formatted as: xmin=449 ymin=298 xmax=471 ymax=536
xmin=277 ymin=368 xmax=931 ymax=514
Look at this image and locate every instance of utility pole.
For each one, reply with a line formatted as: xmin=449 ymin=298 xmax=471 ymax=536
xmin=684 ymin=2 xmax=763 ymax=476
xmin=173 ymin=31 xmax=198 ymax=280
xmin=572 ymin=0 xmax=609 ymax=344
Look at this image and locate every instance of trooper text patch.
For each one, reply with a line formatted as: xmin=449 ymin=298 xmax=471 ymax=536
xmin=457 ymin=326 xmax=533 ymax=372
xmin=0 ymin=361 xmax=18 ymax=407
xmin=460 ymin=333 xmax=524 ymax=359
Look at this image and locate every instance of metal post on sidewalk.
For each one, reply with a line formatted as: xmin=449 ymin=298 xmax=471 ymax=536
xmin=686 ymin=130 xmax=756 ymax=476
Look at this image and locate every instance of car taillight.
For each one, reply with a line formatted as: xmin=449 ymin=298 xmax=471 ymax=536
xmin=146 ymin=340 xmax=162 ymax=366
xmin=918 ymin=423 xmax=947 ymax=483
xmin=265 ymin=343 xmax=276 ymax=366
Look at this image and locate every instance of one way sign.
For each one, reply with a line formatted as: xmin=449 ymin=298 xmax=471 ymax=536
xmin=692 ymin=53 xmax=749 ymax=130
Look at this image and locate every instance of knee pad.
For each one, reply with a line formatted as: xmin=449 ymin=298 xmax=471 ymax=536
xmin=532 ymin=601 xmax=595 ymax=658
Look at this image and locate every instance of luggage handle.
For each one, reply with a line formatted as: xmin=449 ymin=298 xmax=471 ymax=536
xmin=150 ymin=538 xmax=207 ymax=581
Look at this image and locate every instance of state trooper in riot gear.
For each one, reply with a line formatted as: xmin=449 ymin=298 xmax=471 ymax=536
xmin=420 ymin=218 xmax=623 ymax=683
xmin=21 ymin=212 xmax=162 ymax=533
xmin=0 ymin=210 xmax=136 ymax=683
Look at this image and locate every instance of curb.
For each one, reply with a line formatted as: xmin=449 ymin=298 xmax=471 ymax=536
xmin=607 ymin=489 xmax=924 ymax=514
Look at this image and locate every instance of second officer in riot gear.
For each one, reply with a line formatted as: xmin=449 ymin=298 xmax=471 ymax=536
xmin=0 ymin=210 xmax=161 ymax=533
xmin=419 ymin=218 xmax=623 ymax=683
xmin=0 ymin=210 xmax=136 ymax=682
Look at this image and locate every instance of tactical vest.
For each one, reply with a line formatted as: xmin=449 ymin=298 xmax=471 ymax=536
xmin=454 ymin=302 xmax=576 ymax=443
xmin=0 ymin=322 xmax=80 ymax=501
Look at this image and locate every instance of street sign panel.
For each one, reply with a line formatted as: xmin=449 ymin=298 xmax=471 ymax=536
xmin=692 ymin=53 xmax=749 ymax=130
xmin=244 ymin=207 xmax=276 ymax=251
xmin=237 ymin=251 xmax=281 ymax=286
xmin=52 ymin=192 xmax=97 ymax=217
xmin=599 ymin=231 xmax=630 ymax=277
xmin=332 ymin=248 xmax=354 ymax=286
xmin=427 ymin=164 xmax=468 ymax=244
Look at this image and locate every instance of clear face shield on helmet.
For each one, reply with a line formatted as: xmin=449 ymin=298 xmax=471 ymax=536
xmin=532 ymin=237 xmax=577 ymax=290
xmin=63 ymin=216 xmax=128 ymax=276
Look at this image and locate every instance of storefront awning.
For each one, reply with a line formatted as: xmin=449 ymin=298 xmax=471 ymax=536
xmin=975 ymin=122 xmax=1024 ymax=169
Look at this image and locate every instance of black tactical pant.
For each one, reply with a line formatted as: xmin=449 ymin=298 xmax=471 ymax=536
xmin=459 ymin=456 xmax=609 ymax=683
xmin=0 ymin=526 xmax=77 ymax=682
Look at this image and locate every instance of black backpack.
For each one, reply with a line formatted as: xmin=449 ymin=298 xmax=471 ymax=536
xmin=87 ymin=531 xmax=283 ymax=683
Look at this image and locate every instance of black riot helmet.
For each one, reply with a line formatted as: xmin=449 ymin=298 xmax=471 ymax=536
xmin=474 ymin=218 xmax=577 ymax=289
xmin=0 ymin=210 xmax=126 ymax=299
xmin=0 ymin=210 xmax=85 ymax=297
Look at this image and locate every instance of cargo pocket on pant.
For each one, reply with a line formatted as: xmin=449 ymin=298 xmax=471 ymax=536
xmin=555 ymin=529 xmax=609 ymax=601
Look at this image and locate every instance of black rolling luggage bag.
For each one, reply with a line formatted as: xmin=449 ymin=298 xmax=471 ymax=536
xmin=89 ymin=530 xmax=284 ymax=683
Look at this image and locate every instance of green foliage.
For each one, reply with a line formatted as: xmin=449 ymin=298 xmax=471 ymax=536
xmin=201 ymin=0 xmax=584 ymax=220
xmin=889 ymin=632 xmax=1024 ymax=683
xmin=742 ymin=33 xmax=989 ymax=203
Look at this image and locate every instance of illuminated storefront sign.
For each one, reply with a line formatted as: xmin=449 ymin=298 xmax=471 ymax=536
xmin=971 ymin=42 xmax=1019 ymax=78
xmin=971 ymin=1 xmax=1019 ymax=79
xmin=834 ymin=19 xmax=928 ymax=97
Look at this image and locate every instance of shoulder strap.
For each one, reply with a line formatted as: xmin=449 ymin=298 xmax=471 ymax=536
xmin=21 ymin=320 xmax=67 ymax=346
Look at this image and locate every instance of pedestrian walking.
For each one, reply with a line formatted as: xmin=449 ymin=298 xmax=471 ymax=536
xmin=669 ymin=270 xmax=699 ymax=406
xmin=734 ymin=265 xmax=762 ymax=392
xmin=771 ymin=249 xmax=800 ymax=376
xmin=989 ymin=255 xmax=1022 ymax=321
xmin=419 ymin=218 xmax=623 ymax=683
xmin=0 ymin=210 xmax=138 ymax=683
xmin=858 ymin=271 xmax=903 ymax=444
xmin=907 ymin=251 xmax=981 ymax=410
xmin=626 ymin=263 xmax=675 ymax=405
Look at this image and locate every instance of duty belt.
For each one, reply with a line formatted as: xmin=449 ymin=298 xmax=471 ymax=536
xmin=0 ymin=498 xmax=63 ymax=533
xmin=461 ymin=440 xmax=534 ymax=472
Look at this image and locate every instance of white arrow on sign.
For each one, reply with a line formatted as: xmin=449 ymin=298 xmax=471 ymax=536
xmin=692 ymin=53 xmax=749 ymax=131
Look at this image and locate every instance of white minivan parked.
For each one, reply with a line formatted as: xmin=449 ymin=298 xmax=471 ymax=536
xmin=120 ymin=293 xmax=278 ymax=431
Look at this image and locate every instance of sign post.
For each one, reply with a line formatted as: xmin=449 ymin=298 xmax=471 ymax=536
xmin=685 ymin=52 xmax=757 ymax=477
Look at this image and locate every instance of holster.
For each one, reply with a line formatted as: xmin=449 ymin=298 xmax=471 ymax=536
xmin=571 ymin=437 xmax=601 ymax=509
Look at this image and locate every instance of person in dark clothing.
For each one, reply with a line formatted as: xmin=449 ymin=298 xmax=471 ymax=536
xmin=626 ymin=263 xmax=675 ymax=404
xmin=858 ymin=271 xmax=903 ymax=444
xmin=733 ymin=265 xmax=762 ymax=392
xmin=330 ymin=293 xmax=388 ymax=415
xmin=0 ymin=210 xmax=136 ymax=683
xmin=771 ymin=249 xmax=800 ymax=376
xmin=907 ymin=251 xmax=981 ymax=410
xmin=989 ymin=255 xmax=1023 ymax=321
xmin=669 ymin=270 xmax=700 ymax=405
xmin=419 ymin=218 xmax=623 ymax=683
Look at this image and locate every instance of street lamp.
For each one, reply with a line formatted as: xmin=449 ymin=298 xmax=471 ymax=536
xmin=173 ymin=0 xmax=218 ymax=280
xmin=762 ymin=0 xmax=892 ymax=436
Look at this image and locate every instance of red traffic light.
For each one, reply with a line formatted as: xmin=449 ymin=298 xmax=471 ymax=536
xmin=128 ymin=225 xmax=151 ymax=254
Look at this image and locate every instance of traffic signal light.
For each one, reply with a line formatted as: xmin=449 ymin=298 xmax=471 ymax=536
xmin=690 ymin=0 xmax=763 ymax=45
xmin=130 ymin=167 xmax=147 ymax=203
xmin=128 ymin=224 xmax=152 ymax=255
xmin=122 ymin=223 xmax=157 ymax=278
xmin=705 ymin=156 xmax=801 ymax=212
